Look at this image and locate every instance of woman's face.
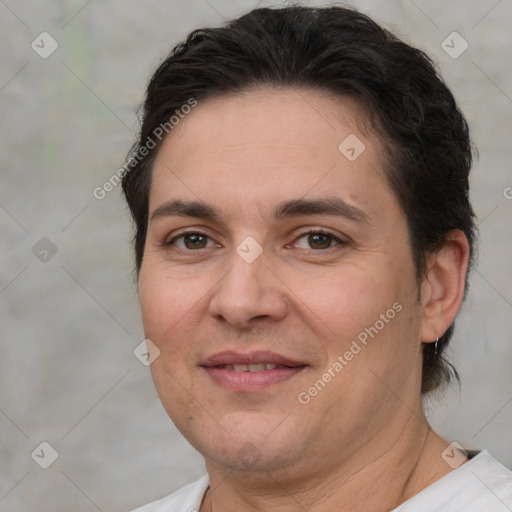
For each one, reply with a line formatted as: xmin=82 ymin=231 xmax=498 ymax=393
xmin=138 ymin=88 xmax=427 ymax=476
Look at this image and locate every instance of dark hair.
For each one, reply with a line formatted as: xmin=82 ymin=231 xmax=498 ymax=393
xmin=122 ymin=5 xmax=477 ymax=394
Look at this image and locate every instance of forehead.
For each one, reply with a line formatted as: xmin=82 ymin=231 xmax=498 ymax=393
xmin=158 ymin=88 xmax=371 ymax=159
xmin=149 ymin=88 xmax=394 ymax=222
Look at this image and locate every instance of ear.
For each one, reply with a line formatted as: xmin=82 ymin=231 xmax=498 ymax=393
xmin=419 ymin=230 xmax=470 ymax=343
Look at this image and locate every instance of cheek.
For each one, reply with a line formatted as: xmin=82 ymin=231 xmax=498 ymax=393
xmin=139 ymin=268 xmax=202 ymax=415
xmin=138 ymin=264 xmax=203 ymax=350
xmin=293 ymin=262 xmax=403 ymax=342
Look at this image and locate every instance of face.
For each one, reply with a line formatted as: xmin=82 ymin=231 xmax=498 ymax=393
xmin=138 ymin=88 xmax=425 ymax=477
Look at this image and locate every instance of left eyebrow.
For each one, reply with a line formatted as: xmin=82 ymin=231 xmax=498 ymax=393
xmin=273 ymin=197 xmax=370 ymax=224
xmin=149 ymin=197 xmax=370 ymax=225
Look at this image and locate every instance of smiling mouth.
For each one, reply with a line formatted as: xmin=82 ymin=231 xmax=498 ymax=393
xmin=202 ymin=352 xmax=308 ymax=391
xmin=214 ymin=363 xmax=290 ymax=372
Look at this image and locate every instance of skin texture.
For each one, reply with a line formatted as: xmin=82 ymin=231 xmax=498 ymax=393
xmin=138 ymin=88 xmax=470 ymax=511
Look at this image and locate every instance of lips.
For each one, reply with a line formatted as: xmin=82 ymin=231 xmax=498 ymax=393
xmin=220 ymin=363 xmax=279 ymax=372
xmin=202 ymin=350 xmax=306 ymax=368
xmin=201 ymin=351 xmax=307 ymax=391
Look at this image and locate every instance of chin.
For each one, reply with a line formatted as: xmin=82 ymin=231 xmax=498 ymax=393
xmin=184 ymin=415 xmax=309 ymax=473
xmin=207 ymin=440 xmax=303 ymax=473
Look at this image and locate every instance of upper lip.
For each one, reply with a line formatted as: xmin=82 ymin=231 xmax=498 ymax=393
xmin=202 ymin=350 xmax=307 ymax=368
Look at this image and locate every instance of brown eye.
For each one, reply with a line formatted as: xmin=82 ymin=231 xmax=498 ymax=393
xmin=307 ymin=233 xmax=333 ymax=249
xmin=293 ymin=231 xmax=345 ymax=251
xmin=168 ymin=232 xmax=216 ymax=250
xmin=183 ymin=233 xmax=208 ymax=249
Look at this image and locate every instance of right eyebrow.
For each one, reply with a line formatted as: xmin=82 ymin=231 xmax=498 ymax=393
xmin=149 ymin=199 xmax=221 ymax=223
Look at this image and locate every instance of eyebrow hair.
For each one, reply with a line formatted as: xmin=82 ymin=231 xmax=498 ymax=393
xmin=149 ymin=197 xmax=370 ymax=224
xmin=274 ymin=197 xmax=370 ymax=223
xmin=150 ymin=200 xmax=220 ymax=222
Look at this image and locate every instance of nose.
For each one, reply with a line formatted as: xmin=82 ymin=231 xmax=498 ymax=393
xmin=208 ymin=248 xmax=288 ymax=329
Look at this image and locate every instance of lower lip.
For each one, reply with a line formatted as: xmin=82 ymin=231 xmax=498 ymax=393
xmin=203 ymin=366 xmax=306 ymax=391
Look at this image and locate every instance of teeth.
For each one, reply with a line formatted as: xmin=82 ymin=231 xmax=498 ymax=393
xmin=227 ymin=363 xmax=278 ymax=372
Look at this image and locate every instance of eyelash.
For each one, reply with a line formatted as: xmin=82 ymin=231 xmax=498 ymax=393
xmin=165 ymin=229 xmax=347 ymax=252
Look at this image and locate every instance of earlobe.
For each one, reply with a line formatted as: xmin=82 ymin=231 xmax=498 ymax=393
xmin=419 ymin=230 xmax=470 ymax=343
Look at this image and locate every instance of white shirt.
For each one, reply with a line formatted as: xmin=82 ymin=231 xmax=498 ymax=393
xmin=130 ymin=451 xmax=512 ymax=511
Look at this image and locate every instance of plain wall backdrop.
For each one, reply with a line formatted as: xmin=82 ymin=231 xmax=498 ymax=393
xmin=1 ymin=0 xmax=511 ymax=510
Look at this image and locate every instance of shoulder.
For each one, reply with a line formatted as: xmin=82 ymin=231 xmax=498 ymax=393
xmin=393 ymin=451 xmax=512 ymax=511
xmin=129 ymin=475 xmax=209 ymax=512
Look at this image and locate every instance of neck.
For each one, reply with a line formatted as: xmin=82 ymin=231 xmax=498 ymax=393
xmin=201 ymin=414 xmax=459 ymax=512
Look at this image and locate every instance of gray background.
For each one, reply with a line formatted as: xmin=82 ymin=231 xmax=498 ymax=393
xmin=1 ymin=0 xmax=511 ymax=510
